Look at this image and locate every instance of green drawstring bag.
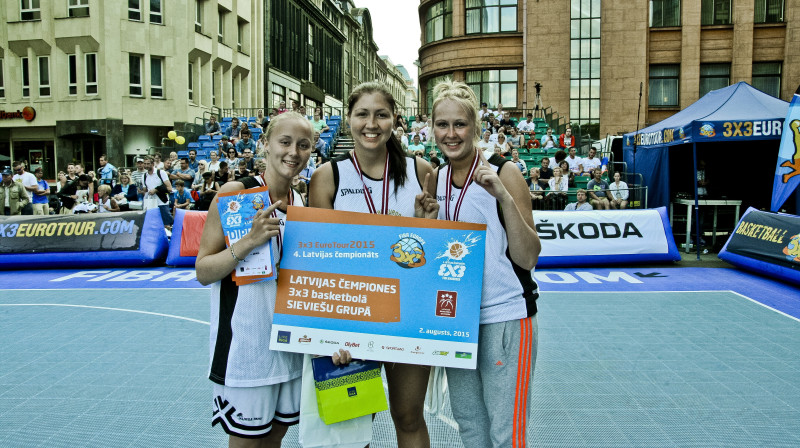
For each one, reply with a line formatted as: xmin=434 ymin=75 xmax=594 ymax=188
xmin=311 ymin=356 xmax=388 ymax=425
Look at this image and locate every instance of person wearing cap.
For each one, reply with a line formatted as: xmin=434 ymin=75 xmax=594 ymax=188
xmin=1 ymin=168 xmax=30 ymax=216
xmin=131 ymin=157 xmax=146 ymax=200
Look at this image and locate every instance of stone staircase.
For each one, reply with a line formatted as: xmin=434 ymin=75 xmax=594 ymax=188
xmin=331 ymin=135 xmax=354 ymax=158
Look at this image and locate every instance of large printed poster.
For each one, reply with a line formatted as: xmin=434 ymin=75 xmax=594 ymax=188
xmin=270 ymin=207 xmax=486 ymax=369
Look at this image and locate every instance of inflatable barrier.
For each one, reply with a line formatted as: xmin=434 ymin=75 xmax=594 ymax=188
xmin=0 ymin=209 xmax=169 ymax=269
xmin=166 ymin=209 xmax=207 ymax=267
xmin=533 ymin=206 xmax=681 ymax=267
xmin=718 ymin=207 xmax=800 ymax=285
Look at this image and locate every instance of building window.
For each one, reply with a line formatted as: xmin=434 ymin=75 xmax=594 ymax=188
xmin=150 ymin=0 xmax=162 ymax=24
xmin=272 ymin=83 xmax=286 ymax=109
xmin=218 ymin=9 xmax=225 ymax=43
xmin=237 ymin=21 xmax=244 ymax=52
xmin=466 ymin=0 xmax=517 ymax=34
xmin=570 ymin=0 xmax=601 ymax=129
xmin=68 ymin=55 xmax=77 ymax=95
xmin=85 ymin=53 xmax=98 ymax=95
xmin=129 ymin=54 xmax=143 ymax=97
xmin=0 ymin=59 xmax=5 ymax=99
xmin=151 ymin=57 xmax=163 ymax=98
xmin=129 ymin=0 xmax=141 ymax=21
xmin=68 ymin=0 xmax=89 ymax=18
xmin=425 ymin=74 xmax=452 ymax=112
xmin=754 ymin=0 xmax=783 ymax=23
xmin=37 ymin=56 xmax=50 ymax=97
xmin=466 ymin=69 xmax=517 ymax=109
xmin=188 ymin=63 xmax=194 ymax=102
xmin=22 ymin=57 xmax=30 ymax=98
xmin=195 ymin=1 xmax=202 ymax=33
xmin=288 ymin=90 xmax=300 ymax=108
xmin=21 ymin=0 xmax=41 ymax=21
xmin=231 ymin=76 xmax=236 ymax=109
xmin=650 ymin=0 xmax=680 ymax=27
xmin=212 ymin=69 xmax=217 ymax=106
xmin=344 ymin=50 xmax=350 ymax=74
xmin=699 ymin=63 xmax=730 ymax=96
xmin=701 ymin=0 xmax=731 ymax=25
xmin=425 ymin=0 xmax=452 ymax=44
xmin=309 ymin=61 xmax=314 ymax=83
xmin=649 ymin=64 xmax=679 ymax=107
xmin=752 ymin=62 xmax=782 ymax=98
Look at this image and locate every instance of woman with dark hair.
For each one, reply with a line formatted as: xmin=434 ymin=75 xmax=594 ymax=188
xmin=558 ymin=160 xmax=576 ymax=188
xmin=431 ymin=79 xmax=540 ymax=448
xmin=309 ymin=81 xmax=435 ymax=448
xmin=395 ymin=114 xmax=408 ymax=132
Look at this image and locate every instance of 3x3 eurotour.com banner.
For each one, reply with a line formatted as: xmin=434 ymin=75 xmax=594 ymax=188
xmin=0 ymin=209 xmax=168 ymax=268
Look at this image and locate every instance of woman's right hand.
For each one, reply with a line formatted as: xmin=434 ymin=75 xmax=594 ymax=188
xmin=332 ymin=348 xmax=352 ymax=366
xmin=414 ymin=172 xmax=439 ymax=219
xmin=242 ymin=201 xmax=283 ymax=248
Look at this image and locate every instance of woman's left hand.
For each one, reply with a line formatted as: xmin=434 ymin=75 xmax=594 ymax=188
xmin=473 ymin=150 xmax=509 ymax=201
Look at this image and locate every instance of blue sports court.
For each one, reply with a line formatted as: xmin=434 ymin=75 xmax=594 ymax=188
xmin=1 ymin=266 xmax=798 ymax=447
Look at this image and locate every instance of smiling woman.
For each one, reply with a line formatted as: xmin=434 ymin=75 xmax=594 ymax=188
xmin=308 ymin=81 xmax=436 ymax=447
xmin=194 ymin=111 xmax=314 ymax=447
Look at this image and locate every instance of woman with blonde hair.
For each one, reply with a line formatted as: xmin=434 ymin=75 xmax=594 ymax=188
xmin=431 ymin=79 xmax=540 ymax=448
xmin=96 ymin=184 xmax=120 ymax=213
xmin=196 ymin=112 xmax=314 ymax=447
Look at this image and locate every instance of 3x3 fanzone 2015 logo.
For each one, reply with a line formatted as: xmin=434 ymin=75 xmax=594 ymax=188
xmin=436 ymin=233 xmax=481 ymax=281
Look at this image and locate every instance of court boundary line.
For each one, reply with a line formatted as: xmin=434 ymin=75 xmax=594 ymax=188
xmin=726 ymin=290 xmax=800 ymax=323
xmin=0 ymin=303 xmax=210 ymax=325
xmin=545 ymin=290 xmax=800 ymax=323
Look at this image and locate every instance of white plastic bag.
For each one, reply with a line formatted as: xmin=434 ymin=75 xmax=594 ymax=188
xmin=298 ymin=355 xmax=372 ymax=448
xmin=424 ymin=366 xmax=448 ymax=415
xmin=142 ymin=197 xmax=159 ymax=210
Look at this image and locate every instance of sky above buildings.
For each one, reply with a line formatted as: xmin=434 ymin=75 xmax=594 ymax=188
xmin=353 ymin=0 xmax=421 ymax=87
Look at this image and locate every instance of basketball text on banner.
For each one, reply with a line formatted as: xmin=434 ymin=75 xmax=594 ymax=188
xmin=718 ymin=207 xmax=800 ymax=285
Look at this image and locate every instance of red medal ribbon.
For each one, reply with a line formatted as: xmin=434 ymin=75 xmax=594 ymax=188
xmin=445 ymin=150 xmax=480 ymax=222
xmin=350 ymin=151 xmax=390 ymax=215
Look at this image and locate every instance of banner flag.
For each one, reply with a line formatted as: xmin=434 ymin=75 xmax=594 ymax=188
xmin=771 ymin=86 xmax=800 ymax=211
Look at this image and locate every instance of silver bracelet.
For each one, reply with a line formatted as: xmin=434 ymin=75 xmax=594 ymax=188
xmin=230 ymin=243 xmax=244 ymax=263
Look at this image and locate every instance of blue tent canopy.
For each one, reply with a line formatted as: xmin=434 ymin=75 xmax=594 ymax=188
xmin=623 ymin=82 xmax=789 ymax=208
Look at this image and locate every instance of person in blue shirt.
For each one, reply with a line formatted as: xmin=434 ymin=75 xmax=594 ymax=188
xmin=235 ymin=130 xmax=257 ymax=156
xmin=97 ymin=154 xmax=117 ymax=186
xmin=31 ymin=167 xmax=50 ymax=215
xmin=314 ymin=131 xmax=330 ymax=161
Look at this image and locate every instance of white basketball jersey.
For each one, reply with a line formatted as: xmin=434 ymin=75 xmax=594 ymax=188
xmin=209 ymin=184 xmax=304 ymax=387
xmin=436 ymin=157 xmax=539 ymax=324
xmin=331 ymin=154 xmax=422 ymax=217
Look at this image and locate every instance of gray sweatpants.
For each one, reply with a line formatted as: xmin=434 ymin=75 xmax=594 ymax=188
xmin=446 ymin=315 xmax=538 ymax=448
